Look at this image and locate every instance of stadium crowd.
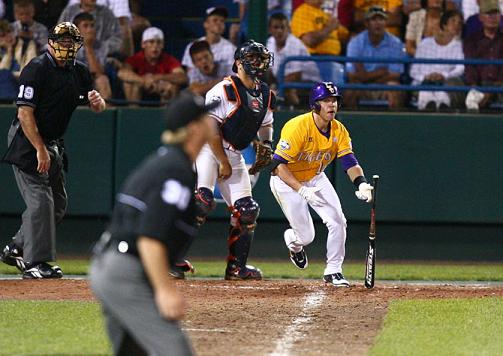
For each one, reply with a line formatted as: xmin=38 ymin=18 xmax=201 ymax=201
xmin=0 ymin=0 xmax=501 ymax=111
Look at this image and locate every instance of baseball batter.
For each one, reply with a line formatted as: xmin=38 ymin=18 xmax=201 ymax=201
xmin=195 ymin=40 xmax=275 ymax=280
xmin=270 ymin=82 xmax=373 ymax=287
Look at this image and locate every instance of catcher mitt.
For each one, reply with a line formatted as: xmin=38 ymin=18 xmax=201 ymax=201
xmin=248 ymin=140 xmax=273 ymax=175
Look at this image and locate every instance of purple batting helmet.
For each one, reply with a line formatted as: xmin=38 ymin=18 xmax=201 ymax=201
xmin=309 ymin=82 xmax=342 ymax=112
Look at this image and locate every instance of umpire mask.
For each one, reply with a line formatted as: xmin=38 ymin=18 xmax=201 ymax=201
xmin=48 ymin=22 xmax=83 ymax=63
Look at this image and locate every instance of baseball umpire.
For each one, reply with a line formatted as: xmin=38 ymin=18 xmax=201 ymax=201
xmin=269 ymin=82 xmax=373 ymax=287
xmin=89 ymin=93 xmax=216 ymax=356
xmin=194 ymin=39 xmax=275 ymax=280
xmin=0 ymin=22 xmax=106 ymax=279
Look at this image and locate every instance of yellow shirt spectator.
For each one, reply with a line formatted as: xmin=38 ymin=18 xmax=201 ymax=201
xmin=291 ymin=3 xmax=349 ymax=55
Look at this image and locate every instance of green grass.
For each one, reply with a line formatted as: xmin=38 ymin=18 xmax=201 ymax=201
xmin=370 ymin=297 xmax=503 ymax=356
xmin=0 ymin=301 xmax=111 ymax=355
xmin=2 ymin=259 xmax=503 ymax=281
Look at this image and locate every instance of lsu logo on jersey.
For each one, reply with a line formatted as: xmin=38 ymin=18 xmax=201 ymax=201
xmin=279 ymin=139 xmax=290 ymax=150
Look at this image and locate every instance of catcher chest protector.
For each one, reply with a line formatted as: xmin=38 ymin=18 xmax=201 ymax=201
xmin=221 ymin=76 xmax=275 ymax=150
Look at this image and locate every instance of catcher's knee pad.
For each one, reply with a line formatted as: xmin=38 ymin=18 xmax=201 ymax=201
xmin=195 ymin=187 xmax=216 ymax=226
xmin=233 ymin=196 xmax=260 ymax=232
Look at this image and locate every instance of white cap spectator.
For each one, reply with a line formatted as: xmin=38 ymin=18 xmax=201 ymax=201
xmin=142 ymin=27 xmax=164 ymax=42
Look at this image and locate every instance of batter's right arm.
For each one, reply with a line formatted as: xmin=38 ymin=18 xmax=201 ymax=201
xmin=276 ymin=163 xmax=302 ymax=192
xmin=208 ymin=129 xmax=232 ymax=180
xmin=17 ymin=106 xmax=50 ymax=174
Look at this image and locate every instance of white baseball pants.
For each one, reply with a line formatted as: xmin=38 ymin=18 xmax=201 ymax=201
xmin=270 ymin=172 xmax=347 ymax=275
xmin=195 ymin=144 xmax=252 ymax=206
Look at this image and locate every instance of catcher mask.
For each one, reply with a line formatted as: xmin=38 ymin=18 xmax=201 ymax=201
xmin=48 ymin=22 xmax=83 ymax=63
xmin=232 ymin=40 xmax=273 ymax=79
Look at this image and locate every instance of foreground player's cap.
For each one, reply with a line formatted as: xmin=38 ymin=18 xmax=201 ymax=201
xmin=164 ymin=93 xmax=219 ymax=131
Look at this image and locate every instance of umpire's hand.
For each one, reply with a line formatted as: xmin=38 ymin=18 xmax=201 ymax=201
xmin=155 ymin=286 xmax=187 ymax=321
xmin=37 ymin=146 xmax=51 ymax=174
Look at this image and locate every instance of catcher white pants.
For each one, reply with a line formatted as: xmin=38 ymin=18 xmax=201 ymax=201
xmin=196 ymin=143 xmax=252 ymax=206
xmin=270 ymin=172 xmax=347 ymax=275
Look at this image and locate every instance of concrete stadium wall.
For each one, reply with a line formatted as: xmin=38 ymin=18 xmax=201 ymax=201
xmin=1 ymin=106 xmax=503 ymax=225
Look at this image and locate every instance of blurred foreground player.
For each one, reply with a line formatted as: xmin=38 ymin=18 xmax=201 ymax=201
xmin=1 ymin=22 xmax=106 ymax=279
xmin=269 ymin=82 xmax=373 ymax=287
xmin=90 ymin=93 xmax=216 ymax=355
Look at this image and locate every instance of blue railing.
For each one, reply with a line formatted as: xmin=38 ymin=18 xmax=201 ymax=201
xmin=276 ymin=55 xmax=503 ymax=97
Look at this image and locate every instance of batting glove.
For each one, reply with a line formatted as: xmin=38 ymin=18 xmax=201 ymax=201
xmin=298 ymin=186 xmax=326 ymax=207
xmin=355 ymin=183 xmax=373 ymax=203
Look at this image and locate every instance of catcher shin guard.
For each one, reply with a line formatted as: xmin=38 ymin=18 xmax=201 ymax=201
xmin=195 ymin=187 xmax=216 ymax=226
xmin=226 ymin=197 xmax=260 ymax=269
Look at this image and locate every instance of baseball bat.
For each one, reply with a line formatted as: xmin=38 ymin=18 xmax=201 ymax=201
xmin=364 ymin=175 xmax=379 ymax=289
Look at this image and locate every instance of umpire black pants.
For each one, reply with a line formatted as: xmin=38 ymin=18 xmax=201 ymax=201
xmin=90 ymin=248 xmax=194 ymax=356
xmin=8 ymin=123 xmax=67 ymax=264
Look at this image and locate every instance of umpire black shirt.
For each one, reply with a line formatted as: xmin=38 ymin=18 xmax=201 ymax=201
xmin=16 ymin=52 xmax=93 ymax=140
xmin=2 ymin=53 xmax=94 ymax=173
xmin=108 ymin=145 xmax=198 ymax=262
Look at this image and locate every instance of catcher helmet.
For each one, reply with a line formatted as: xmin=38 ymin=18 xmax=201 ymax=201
xmin=309 ymin=82 xmax=342 ymax=112
xmin=232 ymin=40 xmax=273 ymax=79
xmin=48 ymin=22 xmax=83 ymax=62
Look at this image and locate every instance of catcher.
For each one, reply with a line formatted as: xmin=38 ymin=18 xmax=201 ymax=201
xmin=192 ymin=40 xmax=275 ymax=280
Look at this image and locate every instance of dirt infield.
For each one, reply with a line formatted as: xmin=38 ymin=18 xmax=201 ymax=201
xmin=1 ymin=279 xmax=502 ymax=355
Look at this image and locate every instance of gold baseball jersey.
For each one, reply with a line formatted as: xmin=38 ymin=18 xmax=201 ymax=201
xmin=274 ymin=112 xmax=353 ymax=182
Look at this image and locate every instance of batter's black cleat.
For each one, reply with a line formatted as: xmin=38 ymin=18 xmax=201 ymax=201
xmin=289 ymin=248 xmax=308 ymax=269
xmin=323 ymin=273 xmax=350 ymax=287
xmin=225 ymin=264 xmax=262 ymax=280
xmin=0 ymin=242 xmax=26 ymax=272
xmin=23 ymin=262 xmax=63 ymax=279
xmin=170 ymin=260 xmax=195 ymax=279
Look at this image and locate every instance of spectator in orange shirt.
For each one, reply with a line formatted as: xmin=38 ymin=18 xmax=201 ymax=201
xmin=291 ymin=0 xmax=350 ymax=56
xmin=291 ymin=0 xmax=349 ymax=82
xmin=118 ymin=27 xmax=188 ymax=104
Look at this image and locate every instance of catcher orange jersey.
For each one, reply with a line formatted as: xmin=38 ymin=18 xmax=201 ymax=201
xmin=274 ymin=112 xmax=353 ymax=182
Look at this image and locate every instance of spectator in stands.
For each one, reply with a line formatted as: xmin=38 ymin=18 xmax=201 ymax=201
xmin=188 ymin=40 xmax=233 ymax=97
xmin=410 ymin=10 xmax=465 ymax=110
xmin=32 ymin=0 xmax=68 ymax=30
xmin=291 ymin=0 xmax=349 ymax=56
xmin=462 ymin=0 xmax=503 ymax=20
xmin=118 ymin=27 xmax=188 ymax=104
xmin=344 ymin=6 xmax=406 ymax=109
xmin=130 ymin=0 xmax=151 ymax=53
xmin=0 ymin=19 xmax=36 ymax=100
xmin=464 ymin=0 xmax=503 ymax=109
xmin=68 ymin=0 xmax=134 ymax=57
xmin=11 ymin=0 xmax=48 ymax=54
xmin=182 ymin=7 xmax=236 ymax=73
xmin=353 ymin=0 xmax=403 ymax=37
xmin=266 ymin=12 xmax=321 ymax=106
xmin=405 ymin=0 xmax=445 ymax=57
xmin=59 ymin=0 xmax=122 ymax=57
xmin=74 ymin=12 xmax=112 ymax=100
xmin=230 ymin=0 xmax=293 ymax=45
xmin=464 ymin=0 xmax=503 ymax=37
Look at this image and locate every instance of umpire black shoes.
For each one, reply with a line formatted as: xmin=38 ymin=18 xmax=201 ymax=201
xmin=0 ymin=241 xmax=26 ymax=272
xmin=23 ymin=262 xmax=63 ymax=279
xmin=323 ymin=273 xmax=350 ymax=287
xmin=289 ymin=248 xmax=308 ymax=269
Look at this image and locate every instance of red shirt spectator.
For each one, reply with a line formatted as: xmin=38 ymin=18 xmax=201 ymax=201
xmin=127 ymin=51 xmax=182 ymax=76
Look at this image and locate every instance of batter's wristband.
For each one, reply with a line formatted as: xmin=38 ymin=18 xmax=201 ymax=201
xmin=353 ymin=175 xmax=367 ymax=188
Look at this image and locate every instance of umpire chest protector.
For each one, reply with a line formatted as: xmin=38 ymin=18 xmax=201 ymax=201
xmin=221 ymin=76 xmax=275 ymax=150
